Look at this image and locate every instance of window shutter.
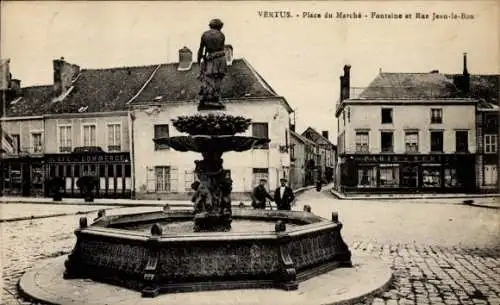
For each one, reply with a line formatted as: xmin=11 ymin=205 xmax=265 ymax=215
xmin=170 ymin=166 xmax=178 ymax=192
xmin=146 ymin=167 xmax=156 ymax=192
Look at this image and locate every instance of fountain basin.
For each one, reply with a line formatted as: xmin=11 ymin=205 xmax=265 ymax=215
xmin=63 ymin=208 xmax=352 ymax=297
xmin=154 ymin=135 xmax=270 ymax=153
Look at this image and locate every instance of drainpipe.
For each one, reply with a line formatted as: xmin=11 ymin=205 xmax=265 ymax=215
xmin=129 ymin=110 xmax=136 ymax=199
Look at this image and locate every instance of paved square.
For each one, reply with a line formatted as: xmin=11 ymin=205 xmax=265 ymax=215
xmin=1 ymin=188 xmax=499 ymax=305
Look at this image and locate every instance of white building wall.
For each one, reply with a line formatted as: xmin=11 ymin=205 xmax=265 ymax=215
xmin=341 ymin=103 xmax=476 ymax=154
xmin=132 ymin=99 xmax=290 ymax=196
xmin=44 ymin=113 xmax=130 ymax=153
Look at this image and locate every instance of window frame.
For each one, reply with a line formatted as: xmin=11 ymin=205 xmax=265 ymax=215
xmin=484 ymin=134 xmax=498 ymax=154
xmin=355 ymin=131 xmax=369 ymax=153
xmin=455 ymin=130 xmax=469 ymax=153
xmin=155 ymin=166 xmax=171 ymax=193
xmin=81 ymin=123 xmax=97 ymax=147
xmin=251 ymin=122 xmax=269 ymax=149
xmin=430 ymin=131 xmax=444 ymax=153
xmin=58 ymin=124 xmax=72 ymax=153
xmin=381 ymin=108 xmax=393 ymax=124
xmin=380 ymin=131 xmax=394 ymax=153
xmin=404 ymin=131 xmax=419 ymax=153
xmin=154 ymin=124 xmax=170 ymax=151
xmin=107 ymin=123 xmax=122 ymax=152
xmin=31 ymin=131 xmax=43 ymax=153
xmin=430 ymin=108 xmax=443 ymax=124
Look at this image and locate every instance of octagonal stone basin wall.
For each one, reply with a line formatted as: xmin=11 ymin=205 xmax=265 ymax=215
xmin=63 ymin=208 xmax=352 ymax=297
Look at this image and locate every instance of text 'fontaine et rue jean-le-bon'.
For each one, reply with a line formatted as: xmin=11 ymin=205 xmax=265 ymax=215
xmin=257 ymin=11 xmax=475 ymax=21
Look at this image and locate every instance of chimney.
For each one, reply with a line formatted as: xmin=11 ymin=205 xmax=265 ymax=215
xmin=322 ymin=131 xmax=329 ymax=140
xmin=224 ymin=45 xmax=234 ymax=66
xmin=177 ymin=46 xmax=193 ymax=71
xmin=53 ymin=57 xmax=80 ymax=96
xmin=340 ymin=65 xmax=351 ymax=101
xmin=1 ymin=59 xmax=11 ymax=90
xmin=10 ymin=79 xmax=21 ymax=95
xmin=453 ymin=53 xmax=470 ymax=95
xmin=463 ymin=52 xmax=469 ymax=75
xmin=462 ymin=52 xmax=470 ymax=93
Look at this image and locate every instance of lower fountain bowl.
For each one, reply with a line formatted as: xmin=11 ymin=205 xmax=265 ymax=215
xmin=63 ymin=208 xmax=352 ymax=297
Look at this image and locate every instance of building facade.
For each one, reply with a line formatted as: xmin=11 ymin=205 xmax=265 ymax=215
xmin=336 ymin=62 xmax=477 ymax=194
xmin=465 ymin=75 xmax=500 ymax=192
xmin=1 ymin=57 xmax=158 ymax=198
xmin=302 ymin=127 xmax=336 ymax=183
xmin=130 ymin=47 xmax=293 ymax=200
xmin=289 ymin=129 xmax=317 ymax=189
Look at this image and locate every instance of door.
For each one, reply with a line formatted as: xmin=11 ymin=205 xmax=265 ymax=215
xmin=484 ymin=164 xmax=497 ymax=186
xmin=22 ymin=162 xmax=30 ymax=196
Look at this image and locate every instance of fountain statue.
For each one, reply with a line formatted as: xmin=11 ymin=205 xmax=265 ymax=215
xmin=197 ymin=18 xmax=227 ymax=111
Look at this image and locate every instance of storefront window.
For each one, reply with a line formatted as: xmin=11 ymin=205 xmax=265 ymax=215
xmin=357 ymin=166 xmax=377 ymax=187
xmin=401 ymin=165 xmax=418 ymax=187
xmin=444 ymin=168 xmax=461 ymax=187
xmin=379 ymin=165 xmax=399 ymax=187
xmin=32 ymin=166 xmax=43 ymax=185
xmin=423 ymin=167 xmax=441 ymax=187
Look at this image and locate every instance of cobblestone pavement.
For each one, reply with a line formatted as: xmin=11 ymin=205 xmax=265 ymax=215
xmin=1 ymin=189 xmax=499 ymax=305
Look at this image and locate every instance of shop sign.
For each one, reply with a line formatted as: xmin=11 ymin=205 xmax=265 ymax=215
xmin=47 ymin=153 xmax=130 ymax=164
xmin=352 ymin=154 xmax=449 ymax=163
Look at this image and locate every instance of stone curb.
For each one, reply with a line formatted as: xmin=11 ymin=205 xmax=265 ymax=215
xmin=19 ymin=254 xmax=393 ymax=305
xmin=0 ymin=208 xmax=118 ymax=223
xmin=330 ymin=188 xmax=500 ymax=201
xmin=0 ymin=186 xmax=314 ymax=207
xmin=463 ymin=200 xmax=500 ymax=210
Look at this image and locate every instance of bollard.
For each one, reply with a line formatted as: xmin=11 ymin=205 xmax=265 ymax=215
xmin=331 ymin=211 xmax=339 ymax=223
xmin=275 ymin=220 xmax=286 ymax=233
xmin=79 ymin=217 xmax=88 ymax=228
xmin=151 ymin=223 xmax=163 ymax=236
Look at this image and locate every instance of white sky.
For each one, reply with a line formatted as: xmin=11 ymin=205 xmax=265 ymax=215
xmin=1 ymin=1 xmax=498 ymax=142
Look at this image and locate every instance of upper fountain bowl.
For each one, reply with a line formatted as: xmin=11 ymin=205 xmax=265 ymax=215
xmin=172 ymin=113 xmax=252 ymax=136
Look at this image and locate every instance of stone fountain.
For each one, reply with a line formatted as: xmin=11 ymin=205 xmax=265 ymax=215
xmin=60 ymin=22 xmax=353 ymax=298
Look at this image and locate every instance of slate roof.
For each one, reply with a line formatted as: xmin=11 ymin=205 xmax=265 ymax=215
xmin=301 ymin=127 xmax=334 ymax=147
xmin=359 ymin=72 xmax=460 ymax=99
xmin=130 ymin=58 xmax=278 ymax=105
xmin=290 ymin=130 xmax=316 ymax=146
xmin=4 ymin=57 xmax=282 ymax=117
xmin=49 ymin=64 xmax=159 ymax=114
xmin=446 ymin=74 xmax=500 ymax=107
xmin=6 ymin=85 xmax=54 ymax=116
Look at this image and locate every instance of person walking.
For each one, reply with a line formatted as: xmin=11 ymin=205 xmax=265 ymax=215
xmin=274 ymin=178 xmax=295 ymax=211
xmin=251 ymin=179 xmax=274 ymax=209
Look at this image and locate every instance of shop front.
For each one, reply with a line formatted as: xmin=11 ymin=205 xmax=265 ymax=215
xmin=339 ymin=153 xmax=476 ymax=193
xmin=45 ymin=148 xmax=132 ymax=199
xmin=1 ymin=155 xmax=45 ymax=197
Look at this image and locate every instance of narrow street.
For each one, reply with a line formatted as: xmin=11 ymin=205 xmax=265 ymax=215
xmin=1 ymin=187 xmax=499 ymax=305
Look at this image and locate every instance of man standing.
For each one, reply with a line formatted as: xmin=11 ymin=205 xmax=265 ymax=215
xmin=251 ymin=179 xmax=273 ymax=209
xmin=274 ymin=178 xmax=295 ymax=211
